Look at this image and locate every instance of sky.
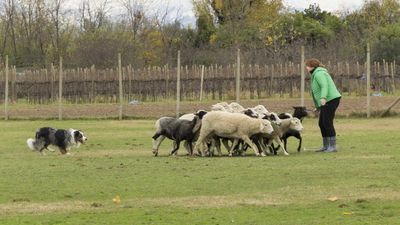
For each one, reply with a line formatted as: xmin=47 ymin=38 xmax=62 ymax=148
xmin=65 ymin=0 xmax=365 ymax=26
xmin=284 ymin=0 xmax=364 ymax=13
xmin=154 ymin=0 xmax=366 ymax=25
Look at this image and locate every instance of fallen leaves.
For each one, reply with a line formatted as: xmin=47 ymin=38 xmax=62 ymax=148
xmin=112 ymin=195 xmax=121 ymax=205
xmin=327 ymin=196 xmax=338 ymax=202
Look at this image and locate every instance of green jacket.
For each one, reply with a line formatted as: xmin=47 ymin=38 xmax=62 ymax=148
xmin=310 ymin=67 xmax=341 ymax=108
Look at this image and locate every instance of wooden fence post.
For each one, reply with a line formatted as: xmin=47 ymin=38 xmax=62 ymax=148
xmin=4 ymin=55 xmax=9 ymax=120
xmin=59 ymin=56 xmax=63 ymax=120
xmin=346 ymin=61 xmax=351 ymax=95
xmin=367 ymin=44 xmax=371 ymax=118
xmin=236 ymin=48 xmax=241 ymax=103
xmin=380 ymin=96 xmax=400 ymax=117
xmin=118 ymin=53 xmax=123 ymax=120
xmin=127 ymin=64 xmax=132 ymax=101
xmin=300 ymin=46 xmax=305 ymax=106
xmin=391 ymin=62 xmax=395 ymax=93
xmin=356 ymin=61 xmax=360 ymax=95
xmin=51 ymin=63 xmax=55 ymax=102
xmin=200 ymin=65 xmax=204 ymax=101
xmin=176 ymin=50 xmax=181 ymax=118
xmin=11 ymin=65 xmax=16 ymax=103
xmin=270 ymin=64 xmax=274 ymax=96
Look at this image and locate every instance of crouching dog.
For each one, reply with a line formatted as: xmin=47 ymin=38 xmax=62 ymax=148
xmin=27 ymin=127 xmax=87 ymax=155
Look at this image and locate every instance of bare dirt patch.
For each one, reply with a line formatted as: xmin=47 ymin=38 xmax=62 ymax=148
xmin=2 ymin=96 xmax=400 ymax=119
xmin=3 ymin=189 xmax=400 ymax=215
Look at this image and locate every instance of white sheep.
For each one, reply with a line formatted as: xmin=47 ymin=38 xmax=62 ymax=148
xmin=251 ymin=105 xmax=269 ymax=115
xmin=256 ymin=117 xmax=303 ymax=156
xmin=228 ymin=102 xmax=245 ymax=113
xmin=211 ymin=102 xmax=230 ymax=111
xmin=194 ymin=111 xmax=274 ymax=157
xmin=227 ymin=109 xmax=282 ymax=156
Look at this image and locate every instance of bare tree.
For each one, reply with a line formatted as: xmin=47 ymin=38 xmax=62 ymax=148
xmin=79 ymin=0 xmax=110 ymax=32
xmin=120 ymin=0 xmax=148 ymax=41
xmin=46 ymin=0 xmax=65 ymax=60
xmin=1 ymin=0 xmax=17 ymax=59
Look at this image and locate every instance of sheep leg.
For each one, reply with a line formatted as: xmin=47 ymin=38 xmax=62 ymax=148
xmin=231 ymin=139 xmax=243 ymax=156
xmin=283 ymin=138 xmax=288 ymax=153
xmin=213 ymin=137 xmax=222 ymax=156
xmin=238 ymin=140 xmax=247 ymax=156
xmin=241 ymin=136 xmax=261 ymax=157
xmin=271 ymin=142 xmax=279 ymax=155
xmin=265 ymin=139 xmax=276 ymax=155
xmin=294 ymin=133 xmax=302 ymax=152
xmin=183 ymin=141 xmax=192 ymax=155
xmin=208 ymin=138 xmax=217 ymax=156
xmin=170 ymin=141 xmax=178 ymax=155
xmin=228 ymin=139 xmax=239 ymax=157
xmin=274 ymin=136 xmax=289 ymax=155
xmin=152 ymin=132 xmax=161 ymax=140
xmin=152 ymin=135 xmax=166 ymax=156
xmin=187 ymin=141 xmax=194 ymax=156
xmin=221 ymin=138 xmax=231 ymax=152
xmin=258 ymin=138 xmax=269 ymax=156
xmin=170 ymin=141 xmax=181 ymax=156
xmin=240 ymin=140 xmax=248 ymax=156
xmin=194 ymin=134 xmax=207 ymax=157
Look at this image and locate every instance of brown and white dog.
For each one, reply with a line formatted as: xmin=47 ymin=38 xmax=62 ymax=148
xmin=27 ymin=127 xmax=87 ymax=155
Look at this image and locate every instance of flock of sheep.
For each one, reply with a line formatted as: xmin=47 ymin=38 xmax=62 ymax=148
xmin=152 ymin=102 xmax=308 ymax=157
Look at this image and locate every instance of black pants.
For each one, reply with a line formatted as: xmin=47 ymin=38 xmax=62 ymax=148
xmin=319 ymin=97 xmax=341 ymax=137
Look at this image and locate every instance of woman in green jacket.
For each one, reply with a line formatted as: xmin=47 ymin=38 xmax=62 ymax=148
xmin=306 ymin=59 xmax=341 ymax=153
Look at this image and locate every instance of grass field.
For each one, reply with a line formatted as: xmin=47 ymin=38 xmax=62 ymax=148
xmin=1 ymin=117 xmax=400 ymax=224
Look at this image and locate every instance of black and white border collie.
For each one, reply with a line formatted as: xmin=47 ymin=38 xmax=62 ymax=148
xmin=27 ymin=127 xmax=87 ymax=155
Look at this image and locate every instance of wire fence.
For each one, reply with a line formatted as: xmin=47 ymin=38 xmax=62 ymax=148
xmin=0 ymin=61 xmax=398 ymax=104
xmin=1 ymin=52 xmax=399 ymax=120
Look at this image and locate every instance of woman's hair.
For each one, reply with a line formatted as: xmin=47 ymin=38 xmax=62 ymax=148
xmin=305 ymin=58 xmax=324 ymax=68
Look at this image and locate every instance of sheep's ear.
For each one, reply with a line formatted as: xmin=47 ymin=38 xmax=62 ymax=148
xmin=192 ymin=117 xmax=202 ymax=133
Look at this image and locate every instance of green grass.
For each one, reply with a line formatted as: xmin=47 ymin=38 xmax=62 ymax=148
xmin=1 ymin=118 xmax=400 ymax=224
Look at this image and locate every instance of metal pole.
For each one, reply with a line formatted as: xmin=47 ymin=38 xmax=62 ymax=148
xmin=367 ymin=44 xmax=371 ymax=118
xmin=4 ymin=55 xmax=9 ymax=120
xmin=176 ymin=50 xmax=181 ymax=118
xmin=300 ymin=46 xmax=305 ymax=106
xmin=236 ymin=48 xmax=240 ymax=103
xmin=118 ymin=53 xmax=123 ymax=120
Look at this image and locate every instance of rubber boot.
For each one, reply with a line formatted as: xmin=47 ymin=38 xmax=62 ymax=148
xmin=324 ymin=136 xmax=337 ymax=153
xmin=315 ymin=137 xmax=328 ymax=152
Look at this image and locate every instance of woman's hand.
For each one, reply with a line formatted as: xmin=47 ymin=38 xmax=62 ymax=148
xmin=320 ymin=98 xmax=326 ymax=106
xmin=313 ymin=108 xmax=320 ymax=117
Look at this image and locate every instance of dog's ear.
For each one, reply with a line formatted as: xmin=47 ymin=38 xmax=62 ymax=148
xmin=74 ymin=130 xmax=82 ymax=138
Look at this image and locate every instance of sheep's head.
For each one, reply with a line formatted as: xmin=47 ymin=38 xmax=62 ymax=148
xmin=289 ymin=118 xmax=303 ymax=131
xmin=242 ymin=108 xmax=258 ymax=118
xmin=263 ymin=112 xmax=282 ymax=126
xmin=278 ymin=112 xmax=293 ymax=119
xmin=195 ymin=110 xmax=208 ymax=119
xmin=253 ymin=105 xmax=268 ymax=115
xmin=293 ymin=106 xmax=308 ymax=121
xmin=260 ymin=120 xmax=274 ymax=134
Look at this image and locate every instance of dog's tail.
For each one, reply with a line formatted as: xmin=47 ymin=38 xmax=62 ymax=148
xmin=27 ymin=138 xmax=37 ymax=151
